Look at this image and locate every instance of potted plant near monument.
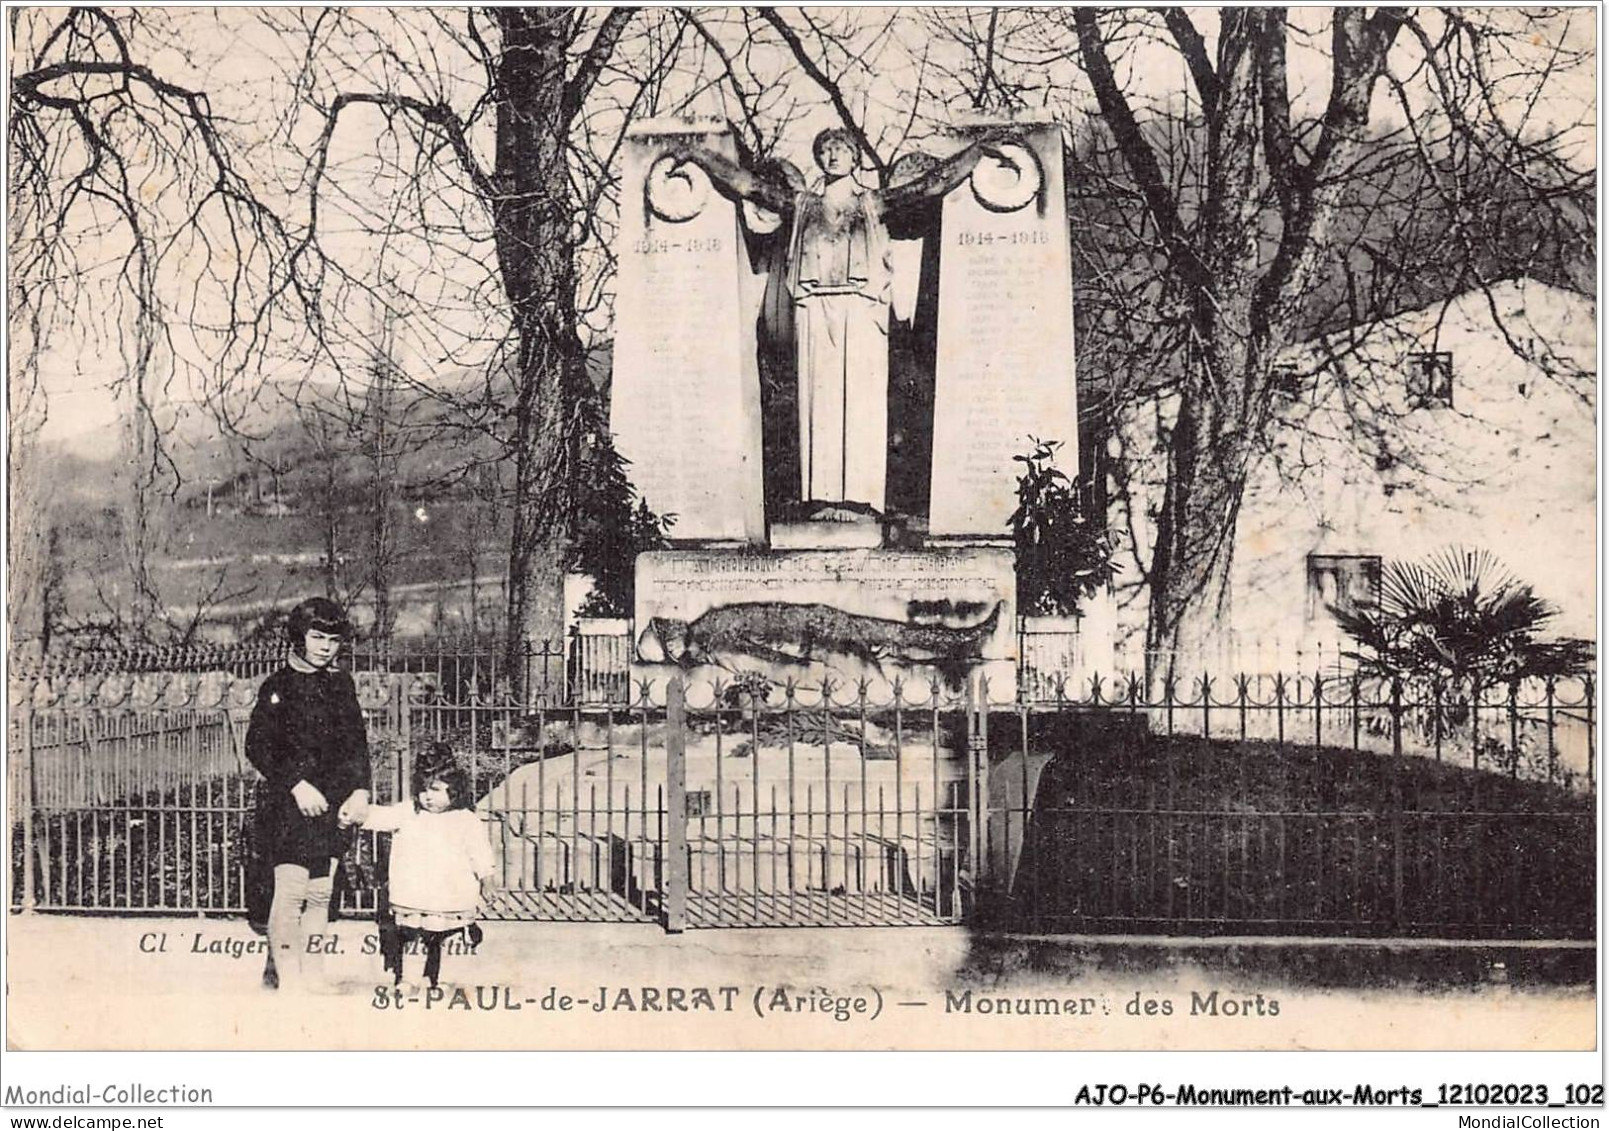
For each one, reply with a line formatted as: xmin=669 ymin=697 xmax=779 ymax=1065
xmin=1008 ymin=438 xmax=1118 ymax=692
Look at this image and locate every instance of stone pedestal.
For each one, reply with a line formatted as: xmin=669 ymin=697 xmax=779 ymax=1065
xmin=631 ymin=547 xmax=1015 ymax=696
xmin=929 ymin=118 xmax=1079 ymax=537
xmin=767 ymin=521 xmax=883 ymax=551
xmin=611 ymin=120 xmax=766 ymax=543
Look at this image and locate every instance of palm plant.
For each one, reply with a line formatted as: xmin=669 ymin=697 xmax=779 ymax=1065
xmin=1333 ymin=546 xmax=1592 ymax=690
xmin=1333 ymin=548 xmax=1592 ymax=778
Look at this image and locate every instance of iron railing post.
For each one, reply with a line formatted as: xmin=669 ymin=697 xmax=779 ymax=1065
xmin=1544 ymin=679 xmax=1557 ymax=786
xmin=663 ymin=676 xmax=688 ymax=933
xmin=1585 ymin=675 xmax=1595 ymax=790
xmin=1507 ymin=681 xmax=1520 ymax=779
xmin=17 ymin=702 xmax=37 ymax=913
xmin=395 ymin=677 xmax=412 ymax=802
xmin=964 ymin=672 xmax=990 ymax=917
xmin=521 ymin=641 xmax=534 ymax=709
xmin=971 ymin=675 xmax=984 ymax=907
xmin=567 ymin=625 xmax=581 ymax=705
xmin=1390 ymin=740 xmax=1404 ymax=930
xmin=1389 ymin=679 xmax=1403 ymax=759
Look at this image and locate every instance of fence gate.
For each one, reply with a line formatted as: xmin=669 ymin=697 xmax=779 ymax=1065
xmin=663 ymin=677 xmax=975 ymax=929
xmin=410 ymin=676 xmax=981 ymax=930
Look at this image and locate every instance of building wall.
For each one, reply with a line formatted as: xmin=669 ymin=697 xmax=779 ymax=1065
xmin=1112 ymin=279 xmax=1596 ymax=673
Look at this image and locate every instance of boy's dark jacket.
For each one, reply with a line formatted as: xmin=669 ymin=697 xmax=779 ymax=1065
xmin=243 ymin=666 xmax=370 ymax=927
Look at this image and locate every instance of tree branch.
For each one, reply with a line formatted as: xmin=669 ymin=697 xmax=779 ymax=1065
xmin=755 ymin=7 xmax=886 ymax=179
xmin=1254 ymin=7 xmax=1408 ymax=333
xmin=1256 ymin=8 xmax=1298 ymax=215
xmin=685 ymin=11 xmax=766 ymax=155
xmin=564 ymin=7 xmax=638 ymax=118
xmin=1072 ymin=9 xmax=1209 ymax=290
xmin=316 ymin=90 xmax=493 ymax=201
xmin=14 ymin=58 xmax=208 ymax=113
xmin=974 ymin=7 xmax=999 ymax=110
xmin=1155 ymin=8 xmax=1219 ymax=120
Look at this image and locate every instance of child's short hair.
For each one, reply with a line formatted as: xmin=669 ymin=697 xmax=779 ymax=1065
xmin=285 ymin=597 xmax=352 ymax=650
xmin=412 ymin=742 xmax=473 ymax=810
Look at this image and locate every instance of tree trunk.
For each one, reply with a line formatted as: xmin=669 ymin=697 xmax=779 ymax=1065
xmin=1144 ymin=13 xmax=1265 ymax=684
xmin=367 ymin=331 xmax=397 ymax=647
xmin=492 ymin=9 xmax=588 ymax=697
xmin=1081 ymin=10 xmax=1405 ymax=675
xmin=1145 ymin=388 xmax=1252 ymax=682
xmin=41 ymin=523 xmax=63 ymax=652
xmin=121 ymin=404 xmax=164 ymax=641
xmin=321 ymin=446 xmax=341 ymax=600
xmin=7 ymin=426 xmax=50 ymax=661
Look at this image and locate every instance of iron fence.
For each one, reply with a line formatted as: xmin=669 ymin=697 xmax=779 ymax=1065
xmin=1015 ymin=671 xmax=1595 ymax=790
xmin=8 ymin=668 xmax=1597 ymax=939
xmin=7 ymin=676 xmax=409 ymax=917
xmin=569 ymin=621 xmax=633 ymax=705
xmin=10 ymin=709 xmax=250 ymax=914
xmin=984 ymin=674 xmax=1595 ymax=938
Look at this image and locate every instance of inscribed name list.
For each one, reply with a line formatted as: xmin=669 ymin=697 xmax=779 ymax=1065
xmin=611 ymin=123 xmax=765 ymax=542
xmin=929 ymin=122 xmax=1078 ymax=536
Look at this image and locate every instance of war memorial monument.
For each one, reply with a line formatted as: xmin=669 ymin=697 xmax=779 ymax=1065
xmin=610 ymin=116 xmax=1078 ymax=695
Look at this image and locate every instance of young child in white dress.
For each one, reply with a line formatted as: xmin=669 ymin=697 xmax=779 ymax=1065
xmin=353 ymin=743 xmax=496 ymax=989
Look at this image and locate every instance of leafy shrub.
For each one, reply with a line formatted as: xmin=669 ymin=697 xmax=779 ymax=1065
xmin=1007 ymin=438 xmax=1117 ymax=616
xmin=570 ymin=425 xmax=675 ymax=617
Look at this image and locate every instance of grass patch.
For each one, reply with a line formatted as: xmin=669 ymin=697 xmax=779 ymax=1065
xmin=1008 ymin=722 xmax=1594 ymax=939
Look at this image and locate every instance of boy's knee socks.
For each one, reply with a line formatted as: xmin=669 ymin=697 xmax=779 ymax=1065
xmin=298 ymin=873 xmax=335 ymax=983
xmin=266 ymin=863 xmax=336 ymax=989
xmin=267 ymin=865 xmax=310 ymax=983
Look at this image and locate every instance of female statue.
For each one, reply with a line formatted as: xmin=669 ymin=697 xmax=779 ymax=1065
xmin=664 ymin=126 xmax=1029 ymax=517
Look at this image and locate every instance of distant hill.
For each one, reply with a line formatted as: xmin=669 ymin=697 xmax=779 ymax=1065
xmin=29 ymin=340 xmax=619 ymax=510
xmin=18 ymin=342 xmax=624 ymax=646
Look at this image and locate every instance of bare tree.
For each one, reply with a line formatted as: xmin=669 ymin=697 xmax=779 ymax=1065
xmin=10 ymin=8 xmax=687 ymax=672
xmin=920 ymin=8 xmax=1593 ymax=674
xmin=256 ymin=7 xmax=723 ymax=683
xmin=9 ymin=8 xmax=312 ymax=643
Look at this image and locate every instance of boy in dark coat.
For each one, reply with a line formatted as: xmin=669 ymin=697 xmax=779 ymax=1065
xmin=245 ymin=597 xmax=371 ymax=992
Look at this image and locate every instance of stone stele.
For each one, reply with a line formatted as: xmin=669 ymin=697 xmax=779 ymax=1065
xmin=929 ymin=118 xmax=1078 ymax=537
xmin=611 ymin=120 xmax=766 ymax=544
